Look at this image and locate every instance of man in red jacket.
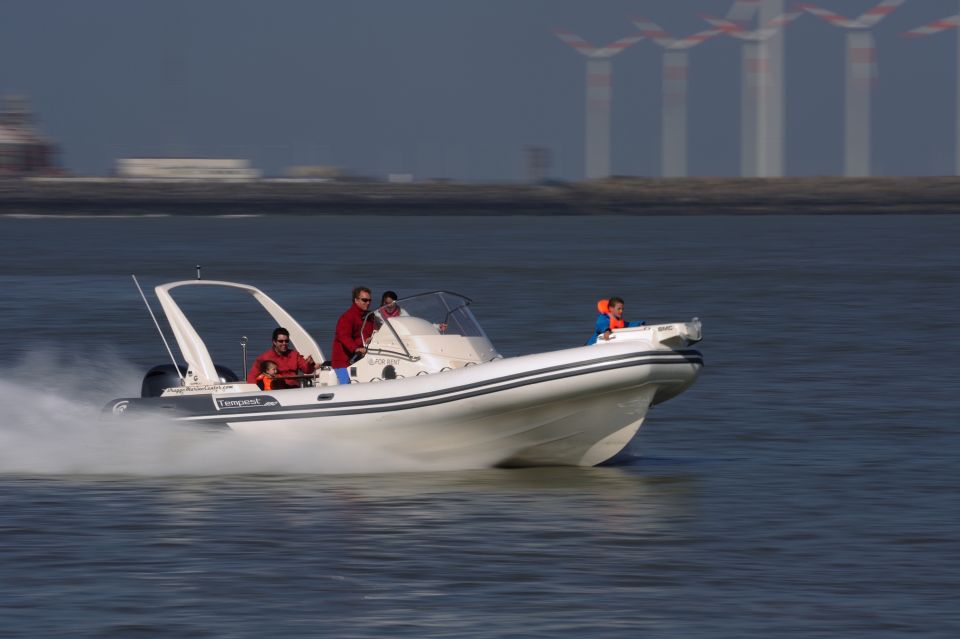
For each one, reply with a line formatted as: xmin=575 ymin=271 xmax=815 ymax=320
xmin=331 ymin=286 xmax=376 ymax=384
xmin=246 ymin=327 xmax=316 ymax=389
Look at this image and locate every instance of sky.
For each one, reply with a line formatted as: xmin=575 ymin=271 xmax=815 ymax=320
xmin=3 ymin=0 xmax=960 ymax=181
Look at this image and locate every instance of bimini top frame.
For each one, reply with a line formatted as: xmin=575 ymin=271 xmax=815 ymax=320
xmin=154 ymin=280 xmax=324 ymax=385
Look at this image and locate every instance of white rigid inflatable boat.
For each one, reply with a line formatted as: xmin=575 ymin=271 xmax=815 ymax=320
xmin=105 ymin=280 xmax=704 ymax=468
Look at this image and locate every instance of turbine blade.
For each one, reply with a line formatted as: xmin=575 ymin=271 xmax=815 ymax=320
xmin=632 ymin=16 xmax=675 ymax=48
xmin=671 ymin=28 xmax=724 ymax=50
xmin=756 ymin=11 xmax=803 ymax=39
xmin=796 ymin=4 xmax=860 ymax=29
xmin=592 ymin=34 xmax=644 ymax=58
xmin=554 ymin=29 xmax=595 ymax=56
xmin=904 ymin=15 xmax=960 ymax=38
xmin=705 ymin=11 xmax=800 ymax=41
xmin=857 ymin=0 xmax=905 ymax=28
xmin=701 ymin=14 xmax=742 ymax=33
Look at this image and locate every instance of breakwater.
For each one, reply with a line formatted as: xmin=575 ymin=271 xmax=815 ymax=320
xmin=3 ymin=176 xmax=960 ymax=215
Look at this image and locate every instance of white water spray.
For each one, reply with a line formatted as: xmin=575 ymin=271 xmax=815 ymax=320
xmin=0 ymin=351 xmax=452 ymax=476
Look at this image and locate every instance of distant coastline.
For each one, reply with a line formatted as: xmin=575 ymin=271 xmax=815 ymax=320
xmin=2 ymin=176 xmax=960 ymax=216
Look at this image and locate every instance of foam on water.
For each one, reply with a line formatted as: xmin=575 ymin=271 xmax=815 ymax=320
xmin=0 ymin=350 xmax=457 ymax=476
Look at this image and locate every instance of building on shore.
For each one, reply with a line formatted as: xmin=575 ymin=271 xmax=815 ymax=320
xmin=115 ymin=158 xmax=261 ymax=181
xmin=284 ymin=165 xmax=344 ymax=181
xmin=0 ymin=96 xmax=60 ymax=176
xmin=524 ymin=146 xmax=552 ymax=183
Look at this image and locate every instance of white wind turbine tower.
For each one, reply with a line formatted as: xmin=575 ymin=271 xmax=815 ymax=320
xmin=904 ymin=11 xmax=960 ymax=176
xmin=554 ymin=30 xmax=643 ymax=179
xmin=704 ymin=10 xmax=802 ymax=177
xmin=631 ymin=18 xmax=722 ymax=177
xmin=799 ymin=0 xmax=905 ymax=177
xmin=760 ymin=0 xmax=786 ymax=177
xmin=725 ymin=1 xmax=789 ymax=176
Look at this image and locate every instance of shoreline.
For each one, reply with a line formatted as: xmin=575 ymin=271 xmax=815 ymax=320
xmin=2 ymin=176 xmax=960 ymax=216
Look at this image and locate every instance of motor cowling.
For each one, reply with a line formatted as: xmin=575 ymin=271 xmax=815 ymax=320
xmin=141 ymin=364 xmax=239 ymax=398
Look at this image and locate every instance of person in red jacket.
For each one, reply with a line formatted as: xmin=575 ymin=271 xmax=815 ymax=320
xmin=246 ymin=327 xmax=316 ymax=388
xmin=331 ymin=286 xmax=376 ymax=384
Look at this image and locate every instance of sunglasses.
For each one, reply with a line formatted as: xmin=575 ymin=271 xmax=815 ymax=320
xmin=358 ymin=297 xmax=372 ymax=302
xmin=274 ymin=338 xmax=289 ymax=343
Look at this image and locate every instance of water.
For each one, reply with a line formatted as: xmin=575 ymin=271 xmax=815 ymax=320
xmin=0 ymin=214 xmax=957 ymax=637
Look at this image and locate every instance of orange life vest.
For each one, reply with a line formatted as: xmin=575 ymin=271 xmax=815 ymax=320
xmin=597 ymin=299 xmax=625 ymax=330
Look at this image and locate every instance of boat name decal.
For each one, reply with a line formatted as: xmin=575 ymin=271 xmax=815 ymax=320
xmin=216 ymin=396 xmax=280 ymax=410
xmin=369 ymin=357 xmax=401 ymax=366
xmin=657 ymin=325 xmax=674 ymax=332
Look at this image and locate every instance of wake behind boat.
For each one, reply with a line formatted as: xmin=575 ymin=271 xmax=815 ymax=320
xmin=105 ymin=279 xmax=703 ymax=467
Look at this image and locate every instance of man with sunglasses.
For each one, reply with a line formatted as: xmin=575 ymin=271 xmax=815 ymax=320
xmin=331 ymin=286 xmax=376 ymax=384
xmin=246 ymin=327 xmax=317 ymax=389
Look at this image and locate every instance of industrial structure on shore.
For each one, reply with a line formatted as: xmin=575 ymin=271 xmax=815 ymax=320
xmin=0 ymin=96 xmax=60 ymax=176
xmin=115 ymin=158 xmax=261 ymax=181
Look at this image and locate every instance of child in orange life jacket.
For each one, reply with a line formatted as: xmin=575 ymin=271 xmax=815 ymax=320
xmin=256 ymin=360 xmax=280 ymax=390
xmin=587 ymin=296 xmax=644 ymax=345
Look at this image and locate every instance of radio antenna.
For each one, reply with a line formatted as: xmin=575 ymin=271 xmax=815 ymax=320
xmin=132 ymin=274 xmax=184 ymax=381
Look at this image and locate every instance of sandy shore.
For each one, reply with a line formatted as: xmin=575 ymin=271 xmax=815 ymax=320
xmin=2 ymin=176 xmax=960 ymax=215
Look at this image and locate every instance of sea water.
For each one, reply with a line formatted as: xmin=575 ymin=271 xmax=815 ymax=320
xmin=0 ymin=214 xmax=956 ymax=637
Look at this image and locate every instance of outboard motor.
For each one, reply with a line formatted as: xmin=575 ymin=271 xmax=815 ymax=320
xmin=141 ymin=364 xmax=240 ymax=398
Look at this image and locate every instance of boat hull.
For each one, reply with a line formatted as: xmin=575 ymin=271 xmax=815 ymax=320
xmin=107 ymin=344 xmax=703 ymax=468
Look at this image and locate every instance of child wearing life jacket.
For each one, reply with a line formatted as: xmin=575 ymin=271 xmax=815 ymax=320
xmin=256 ymin=360 xmax=280 ymax=390
xmin=587 ymin=296 xmax=644 ymax=345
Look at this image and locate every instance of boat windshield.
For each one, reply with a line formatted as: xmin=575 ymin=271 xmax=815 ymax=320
xmin=377 ymin=291 xmax=487 ymax=338
xmin=364 ymin=291 xmax=489 ymax=355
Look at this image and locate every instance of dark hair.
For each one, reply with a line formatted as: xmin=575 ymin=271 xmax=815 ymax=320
xmin=352 ymin=286 xmax=371 ymax=300
xmin=381 ymin=290 xmax=398 ymax=304
xmin=272 ymin=327 xmax=290 ymax=341
xmin=260 ymin=359 xmax=278 ymax=373
xmin=608 ymin=296 xmax=624 ymax=307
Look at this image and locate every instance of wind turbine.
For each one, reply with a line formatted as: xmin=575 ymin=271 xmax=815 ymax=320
xmin=704 ymin=10 xmax=802 ymax=178
xmin=632 ymin=18 xmax=722 ymax=177
xmin=554 ymin=30 xmax=643 ymax=179
xmin=904 ymin=11 xmax=960 ymax=176
xmin=759 ymin=1 xmax=786 ymax=177
xmin=717 ymin=1 xmax=789 ymax=176
xmin=798 ymin=0 xmax=905 ymax=177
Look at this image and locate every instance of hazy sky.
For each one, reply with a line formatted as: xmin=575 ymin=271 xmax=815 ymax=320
xmin=3 ymin=0 xmax=960 ymax=180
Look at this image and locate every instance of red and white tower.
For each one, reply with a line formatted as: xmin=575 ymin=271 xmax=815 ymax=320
xmin=760 ymin=0 xmax=786 ymax=177
xmin=632 ymin=18 xmax=721 ymax=177
xmin=554 ymin=30 xmax=643 ymax=180
xmin=704 ymin=10 xmax=801 ymax=178
xmin=799 ymin=0 xmax=904 ymax=177
xmin=904 ymin=10 xmax=960 ymax=176
xmin=722 ymin=0 xmax=788 ymax=176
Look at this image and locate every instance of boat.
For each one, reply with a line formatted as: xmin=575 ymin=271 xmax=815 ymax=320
xmin=104 ymin=279 xmax=704 ymax=468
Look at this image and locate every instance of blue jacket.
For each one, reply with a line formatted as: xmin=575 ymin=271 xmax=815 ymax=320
xmin=587 ymin=313 xmax=644 ymax=345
